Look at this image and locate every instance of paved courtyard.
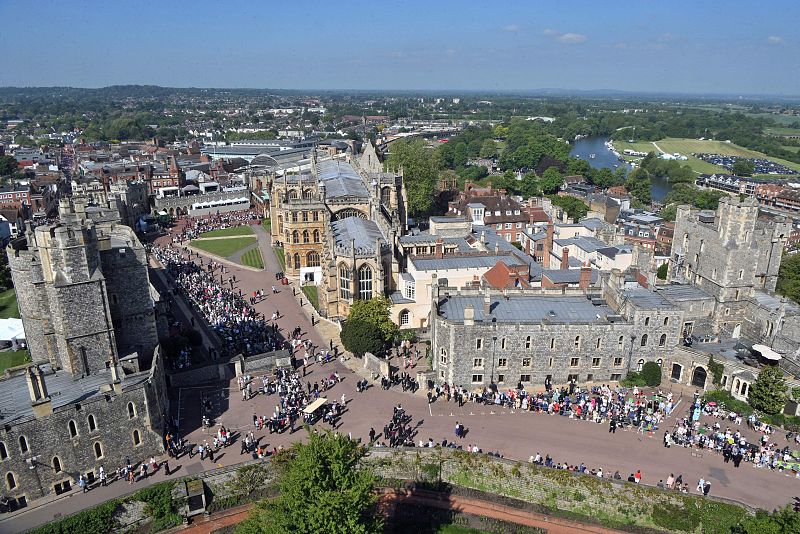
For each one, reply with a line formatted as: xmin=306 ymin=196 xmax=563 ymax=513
xmin=2 ymin=217 xmax=798 ymax=533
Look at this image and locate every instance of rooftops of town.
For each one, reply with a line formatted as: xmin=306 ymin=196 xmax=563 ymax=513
xmin=438 ymin=294 xmax=616 ymax=324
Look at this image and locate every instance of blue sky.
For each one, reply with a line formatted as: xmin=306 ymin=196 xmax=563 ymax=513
xmin=1 ymin=0 xmax=798 ymax=95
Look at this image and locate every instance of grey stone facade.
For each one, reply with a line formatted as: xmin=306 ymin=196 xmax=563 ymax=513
xmin=0 ymin=199 xmax=167 ymax=505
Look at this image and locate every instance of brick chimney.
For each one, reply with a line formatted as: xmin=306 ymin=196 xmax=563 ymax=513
xmin=435 ymin=237 xmax=444 ymax=259
xmin=464 ymin=305 xmax=475 ymax=325
xmin=543 ymin=221 xmax=554 ymax=267
xmin=579 ymin=262 xmax=592 ymax=291
xmin=560 ymin=247 xmax=569 ymax=270
xmin=483 ymin=290 xmax=491 ymax=316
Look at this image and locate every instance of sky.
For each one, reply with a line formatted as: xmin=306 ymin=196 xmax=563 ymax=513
xmin=1 ymin=0 xmax=798 ymax=95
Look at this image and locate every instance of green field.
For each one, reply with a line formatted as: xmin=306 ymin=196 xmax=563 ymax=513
xmin=766 ymin=126 xmax=800 ymax=136
xmin=240 ymin=248 xmax=264 ymax=269
xmin=0 ymin=289 xmax=19 ymax=319
xmin=747 ymin=112 xmax=800 ymax=126
xmin=301 ymin=285 xmax=319 ymax=311
xmin=273 ymin=247 xmax=285 ymax=269
xmin=783 ymin=146 xmax=800 ymax=153
xmin=435 ymin=526 xmax=489 ymax=534
xmin=0 ymin=350 xmax=29 ymax=373
xmin=261 ymin=219 xmax=271 ymax=231
xmin=199 ymin=225 xmax=254 ymax=238
xmin=191 ymin=237 xmax=257 ymax=257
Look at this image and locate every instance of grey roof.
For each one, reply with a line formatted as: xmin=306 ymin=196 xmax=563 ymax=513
xmin=0 ymin=366 xmax=123 ymax=425
xmin=655 ymin=284 xmax=714 ymax=302
xmin=549 ymin=251 xmax=583 ymax=268
xmin=411 ymin=254 xmax=522 ymax=271
xmin=753 ymin=291 xmax=798 ymax=313
xmin=624 ymin=287 xmax=674 ymax=309
xmin=316 ymin=159 xmax=370 ymax=199
xmin=331 ymin=217 xmax=385 ymax=253
xmin=542 ymin=268 xmax=600 ymax=285
xmin=389 ymin=291 xmax=414 ymax=304
xmin=597 ymin=246 xmax=631 ymax=260
xmin=430 ymin=216 xmax=466 ymax=223
xmin=554 ymin=236 xmax=609 ymax=253
xmin=439 ymin=294 xmax=616 ymax=324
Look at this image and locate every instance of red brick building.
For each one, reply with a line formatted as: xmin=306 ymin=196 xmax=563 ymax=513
xmin=447 ymin=182 xmax=528 ymax=242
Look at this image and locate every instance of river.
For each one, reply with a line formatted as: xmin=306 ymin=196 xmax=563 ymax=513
xmin=569 ymin=136 xmax=672 ymax=202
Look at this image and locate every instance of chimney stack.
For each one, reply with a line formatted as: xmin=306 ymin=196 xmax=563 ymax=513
xmin=579 ymin=262 xmax=592 ymax=291
xmin=561 ymin=247 xmax=570 ymax=270
xmin=435 ymin=237 xmax=443 ymax=259
xmin=483 ymin=290 xmax=491 ymax=316
xmin=543 ymin=221 xmax=554 ymax=267
xmin=27 ymin=366 xmax=53 ymax=418
xmin=464 ymin=305 xmax=475 ymax=325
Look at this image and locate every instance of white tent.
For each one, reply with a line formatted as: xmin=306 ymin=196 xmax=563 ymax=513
xmin=0 ymin=318 xmax=25 ymax=350
xmin=752 ymin=344 xmax=782 ymax=361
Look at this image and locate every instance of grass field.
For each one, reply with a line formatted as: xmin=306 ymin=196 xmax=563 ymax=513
xmin=766 ymin=126 xmax=800 ymax=136
xmin=240 ymin=248 xmax=264 ymax=269
xmin=747 ymin=112 xmax=800 ymax=126
xmin=273 ymin=247 xmax=285 ymax=269
xmin=0 ymin=289 xmax=19 ymax=319
xmin=199 ymin=225 xmax=254 ymax=238
xmin=191 ymin=237 xmax=257 ymax=257
xmin=783 ymin=146 xmax=800 ymax=153
xmin=614 ymin=140 xmax=725 ymax=174
xmin=301 ymin=285 xmax=319 ymax=311
xmin=435 ymin=526 xmax=489 ymax=534
xmin=261 ymin=219 xmax=271 ymax=231
xmin=0 ymin=350 xmax=30 ymax=373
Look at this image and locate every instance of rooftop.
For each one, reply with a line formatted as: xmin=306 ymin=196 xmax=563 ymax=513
xmin=317 ymin=159 xmax=370 ymax=199
xmin=438 ymin=294 xmax=616 ymax=324
xmin=331 ymin=217 xmax=385 ymax=254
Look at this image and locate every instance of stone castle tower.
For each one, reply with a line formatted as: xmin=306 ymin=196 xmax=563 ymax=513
xmin=9 ymin=198 xmax=159 ymax=375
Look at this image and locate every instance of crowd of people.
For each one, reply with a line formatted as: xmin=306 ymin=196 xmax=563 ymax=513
xmin=171 ymin=211 xmax=258 ymax=243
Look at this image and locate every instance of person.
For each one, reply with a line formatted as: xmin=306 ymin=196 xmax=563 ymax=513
xmin=703 ymin=482 xmax=711 ymax=496
xmin=369 ymin=427 xmax=376 ymax=443
xmin=609 ymin=417 xmax=617 ymax=434
xmin=78 ymin=474 xmax=87 ymax=493
xmin=634 ymin=469 xmax=641 ymax=484
xmin=140 ymin=463 xmax=148 ymax=480
xmin=163 ymin=459 xmax=170 ymax=476
xmin=666 ymin=473 xmax=674 ymax=489
xmin=99 ymin=465 xmax=107 ymax=487
xmin=455 ymin=422 xmax=461 ymax=439
xmin=696 ymin=477 xmax=705 ymax=493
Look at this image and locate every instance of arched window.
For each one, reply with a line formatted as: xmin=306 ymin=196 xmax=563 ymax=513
xmin=663 ymin=317 xmax=669 ymax=326
xmin=5 ymin=472 xmax=15 ymax=490
xmin=302 ymin=189 xmax=312 ymax=200
xmin=277 ymin=215 xmax=283 ymax=232
xmin=302 ymin=211 xmax=308 ymax=222
xmin=640 ymin=334 xmax=648 ymax=347
xmin=637 ymin=359 xmax=645 ymax=372
xmin=574 ymin=336 xmax=581 ymax=349
xmin=68 ymin=420 xmax=78 ymax=438
xmin=644 ymin=317 xmax=650 ymax=326
xmin=0 ymin=442 xmax=7 ymax=460
xmin=339 ymin=265 xmax=351 ymax=299
xmin=659 ymin=334 xmax=667 ymax=347
xmin=306 ymin=251 xmax=320 ymax=267
xmin=127 ymin=402 xmax=136 ymax=419
xmin=93 ymin=442 xmax=103 ymax=459
xmin=291 ymin=212 xmax=298 ymax=223
xmin=656 ymin=358 xmax=663 ymax=367
xmin=399 ymin=309 xmax=410 ymax=326
xmin=302 ymin=230 xmax=309 ymax=243
xmin=618 ymin=336 xmax=624 ymax=348
xmin=381 ymin=187 xmax=392 ymax=206
xmin=313 ymin=230 xmax=320 ymax=243
xmin=293 ymin=253 xmax=301 ymax=270
xmin=18 ymin=436 xmax=28 ymax=454
xmin=288 ymin=190 xmax=298 ymax=200
xmin=292 ymin=230 xmax=299 ymax=244
xmin=87 ymin=414 xmax=97 ymax=432
xmin=132 ymin=430 xmax=141 ymax=446
xmin=358 ymin=265 xmax=373 ymax=300
xmin=334 ymin=208 xmax=366 ymax=220
xmin=52 ymin=456 xmax=62 ymax=473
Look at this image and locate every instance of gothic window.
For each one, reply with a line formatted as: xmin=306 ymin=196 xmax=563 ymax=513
xmin=380 ymin=187 xmax=392 ymax=206
xmin=302 ymin=230 xmax=309 ymax=243
xmin=18 ymin=436 xmax=28 ymax=454
xmin=132 ymin=430 xmax=141 ymax=446
xmin=5 ymin=472 xmax=15 ymax=490
xmin=644 ymin=316 xmax=650 ymax=326
xmin=659 ymin=334 xmax=667 ymax=347
xmin=127 ymin=402 xmax=136 ymax=419
xmin=87 ymin=414 xmax=97 ymax=432
xmin=68 ymin=420 xmax=78 ymax=438
xmin=334 ymin=208 xmax=366 ymax=220
xmin=93 ymin=442 xmax=104 ymax=459
xmin=663 ymin=317 xmax=669 ymax=326
xmin=637 ymin=359 xmax=645 ymax=372
xmin=292 ymin=231 xmax=299 ymax=244
xmin=306 ymin=251 xmax=320 ymax=267
xmin=640 ymin=334 xmax=648 ymax=347
xmin=339 ymin=265 xmax=351 ymax=300
xmin=313 ymin=230 xmax=320 ymax=243
xmin=358 ymin=265 xmax=373 ymax=300
xmin=293 ymin=254 xmax=301 ymax=270
xmin=52 ymin=456 xmax=62 ymax=473
xmin=288 ymin=190 xmax=298 ymax=200
xmin=302 ymin=189 xmax=312 ymax=200
xmin=0 ymin=443 xmax=6 ymax=460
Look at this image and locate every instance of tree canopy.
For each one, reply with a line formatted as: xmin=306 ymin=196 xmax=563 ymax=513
xmin=748 ymin=366 xmax=788 ymax=416
xmin=549 ymin=195 xmax=589 ymax=222
xmin=731 ymin=159 xmax=755 ymax=177
xmin=777 ymin=252 xmax=800 ymax=304
xmin=386 ymin=139 xmax=438 ymax=218
xmin=340 ymin=320 xmax=384 ymax=358
xmin=346 ymin=295 xmax=397 ymax=342
xmin=539 ymin=167 xmax=564 ymax=194
xmin=236 ymin=432 xmax=382 ymax=534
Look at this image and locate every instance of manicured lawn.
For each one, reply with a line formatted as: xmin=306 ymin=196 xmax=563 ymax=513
xmin=0 ymin=350 xmax=29 ymax=372
xmin=766 ymin=126 xmax=800 ymax=136
xmin=240 ymin=248 xmax=264 ymax=269
xmin=199 ymin=225 xmax=254 ymax=238
xmin=0 ymin=289 xmax=20 ymax=319
xmin=435 ymin=526 xmax=489 ymax=534
xmin=191 ymin=237 xmax=257 ymax=257
xmin=301 ymin=285 xmax=319 ymax=310
xmin=273 ymin=247 xmax=285 ymax=269
xmin=261 ymin=218 xmax=271 ymax=231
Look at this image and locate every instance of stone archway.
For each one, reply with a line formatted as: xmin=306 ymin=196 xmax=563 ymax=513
xmin=691 ymin=366 xmax=707 ymax=389
xmin=670 ymin=363 xmax=682 ymax=381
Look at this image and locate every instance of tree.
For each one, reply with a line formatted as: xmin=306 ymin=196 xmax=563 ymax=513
xmin=452 ymin=142 xmax=469 ymax=169
xmin=777 ymin=252 xmax=800 ymax=304
xmin=549 ymin=195 xmax=589 ymax=222
xmin=539 ymin=167 xmax=563 ymax=194
xmin=734 ymin=505 xmax=800 ymax=534
xmin=641 ymin=361 xmax=662 ymax=387
xmin=625 ymin=168 xmax=652 ymax=205
xmin=340 ymin=320 xmax=384 ymax=359
xmin=0 ymin=155 xmax=18 ymax=177
xmin=479 ymin=139 xmax=497 ymax=158
xmin=347 ymin=295 xmax=398 ymax=342
xmin=656 ymin=263 xmax=669 ymax=280
xmin=386 ymin=139 xmax=438 ymax=218
xmin=731 ymin=159 xmax=755 ymax=177
xmin=236 ymin=432 xmax=382 ymax=534
xmin=748 ymin=366 xmax=788 ymax=416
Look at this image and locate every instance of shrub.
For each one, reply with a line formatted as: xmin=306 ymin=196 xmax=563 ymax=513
xmin=340 ymin=319 xmax=384 ymax=358
xmin=620 ymin=372 xmax=647 ymax=387
xmin=656 ymin=263 xmax=668 ymax=280
xmin=640 ymin=361 xmax=662 ymax=387
xmin=133 ymin=481 xmax=177 ymax=523
xmin=28 ymin=500 xmax=120 ymax=534
xmin=703 ymin=390 xmax=753 ymax=416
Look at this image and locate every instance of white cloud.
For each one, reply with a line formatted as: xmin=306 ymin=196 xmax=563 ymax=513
xmin=503 ymin=24 xmax=520 ymax=33
xmin=767 ymin=35 xmax=785 ymax=45
xmin=557 ymin=33 xmax=587 ymax=44
xmin=543 ymin=28 xmax=558 ymax=36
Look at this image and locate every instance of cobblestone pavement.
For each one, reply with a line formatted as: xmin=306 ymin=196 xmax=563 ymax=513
xmin=2 ymin=217 xmax=797 ymax=533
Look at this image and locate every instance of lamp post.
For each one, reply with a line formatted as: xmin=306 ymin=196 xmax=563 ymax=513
xmin=491 ymin=335 xmax=497 ymax=386
xmin=627 ymin=334 xmax=636 ymax=374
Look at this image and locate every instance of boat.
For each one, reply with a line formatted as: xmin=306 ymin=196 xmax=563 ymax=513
xmin=589 ymin=153 xmax=596 ymax=159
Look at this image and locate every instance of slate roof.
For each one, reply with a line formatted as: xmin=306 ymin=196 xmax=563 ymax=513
xmin=542 ymin=268 xmax=600 ymax=285
xmin=439 ymin=295 xmax=615 ymax=324
xmin=331 ymin=217 xmax=385 ymax=254
xmin=316 ymin=159 xmax=370 ymax=199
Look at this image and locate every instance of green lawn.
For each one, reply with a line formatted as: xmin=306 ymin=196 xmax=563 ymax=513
xmin=199 ymin=225 xmax=254 ymax=238
xmin=191 ymin=237 xmax=257 ymax=257
xmin=766 ymin=126 xmax=800 ymax=136
xmin=0 ymin=289 xmax=19 ymax=319
xmin=0 ymin=350 xmax=29 ymax=373
xmin=301 ymin=285 xmax=319 ymax=311
xmin=261 ymin=219 xmax=271 ymax=232
xmin=273 ymin=247 xmax=285 ymax=269
xmin=240 ymin=248 xmax=264 ymax=269
xmin=435 ymin=526 xmax=489 ymax=534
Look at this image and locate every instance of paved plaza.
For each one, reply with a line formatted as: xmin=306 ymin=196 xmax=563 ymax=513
xmin=2 ymin=217 xmax=798 ymax=533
